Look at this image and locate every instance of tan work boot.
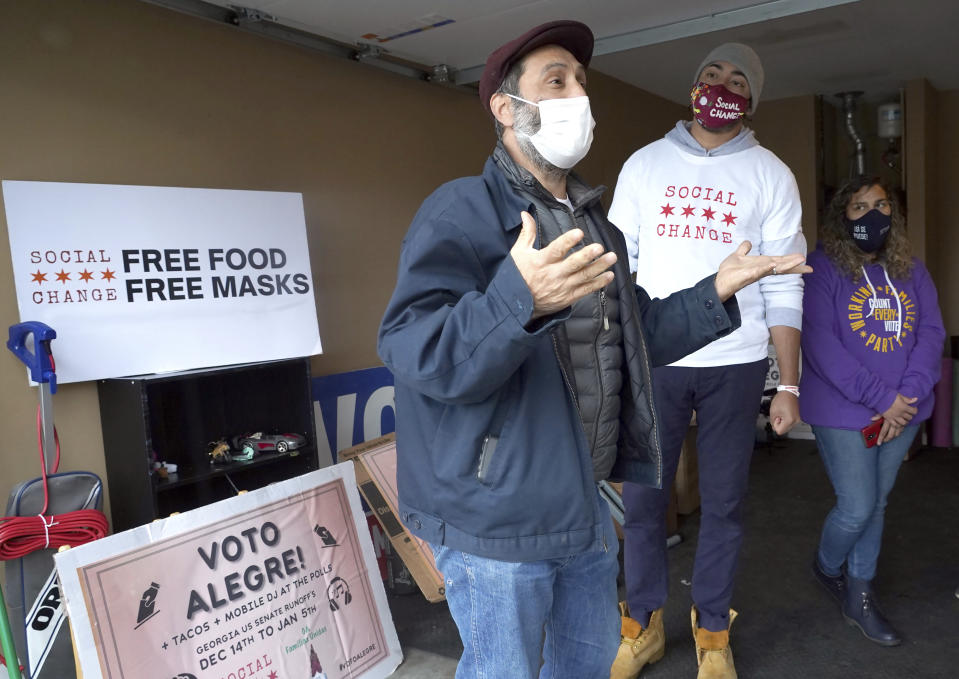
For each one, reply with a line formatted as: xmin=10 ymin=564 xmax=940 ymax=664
xmin=610 ymin=602 xmax=665 ymax=679
xmin=690 ymin=606 xmax=738 ymax=679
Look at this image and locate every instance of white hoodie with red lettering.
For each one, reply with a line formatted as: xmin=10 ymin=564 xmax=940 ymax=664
xmin=608 ymin=121 xmax=806 ymax=367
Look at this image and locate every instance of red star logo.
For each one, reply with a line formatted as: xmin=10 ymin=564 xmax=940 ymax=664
xmin=101 ymin=269 xmax=116 ymax=281
xmin=722 ymin=212 xmax=738 ymax=226
xmin=681 ymin=204 xmax=696 ymax=217
xmin=56 ymin=269 xmax=71 ymax=283
xmin=659 ymin=203 xmax=675 ymax=216
xmin=78 ymin=269 xmax=94 ymax=282
xmin=31 ymin=270 xmax=48 ymax=285
xmin=268 ymin=672 xmax=277 ymax=679
xmin=702 ymin=207 xmax=715 ymax=221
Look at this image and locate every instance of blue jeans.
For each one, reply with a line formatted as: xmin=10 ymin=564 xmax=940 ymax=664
xmin=429 ymin=499 xmax=620 ymax=679
xmin=813 ymin=424 xmax=918 ymax=581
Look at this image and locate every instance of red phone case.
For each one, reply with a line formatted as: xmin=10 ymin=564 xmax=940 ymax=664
xmin=861 ymin=418 xmax=884 ymax=447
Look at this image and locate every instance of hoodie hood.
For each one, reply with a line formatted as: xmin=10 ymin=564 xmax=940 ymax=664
xmin=666 ymin=120 xmax=759 ymax=157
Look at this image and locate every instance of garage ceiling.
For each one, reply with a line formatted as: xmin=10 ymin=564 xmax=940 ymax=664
xmin=147 ymin=0 xmax=958 ymax=105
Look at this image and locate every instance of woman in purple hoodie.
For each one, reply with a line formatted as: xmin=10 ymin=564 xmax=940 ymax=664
xmin=800 ymin=175 xmax=945 ymax=646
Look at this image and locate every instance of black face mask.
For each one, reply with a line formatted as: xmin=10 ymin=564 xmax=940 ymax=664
xmin=844 ymin=209 xmax=891 ymax=253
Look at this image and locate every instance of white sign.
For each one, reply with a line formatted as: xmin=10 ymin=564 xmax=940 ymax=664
xmin=2 ymin=181 xmax=322 ymax=384
xmin=54 ymin=463 xmax=402 ymax=679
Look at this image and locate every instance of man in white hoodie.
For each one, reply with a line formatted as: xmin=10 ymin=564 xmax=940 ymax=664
xmin=608 ymin=43 xmax=806 ymax=679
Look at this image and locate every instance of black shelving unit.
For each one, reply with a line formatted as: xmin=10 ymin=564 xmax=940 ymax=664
xmin=97 ymin=357 xmax=319 ymax=532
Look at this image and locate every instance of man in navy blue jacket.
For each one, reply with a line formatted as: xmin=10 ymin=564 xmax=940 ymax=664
xmin=377 ymin=20 xmax=809 ymax=679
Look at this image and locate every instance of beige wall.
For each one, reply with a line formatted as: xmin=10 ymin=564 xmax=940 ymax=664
xmin=581 ymin=73 xmax=687 ymax=207
xmin=750 ymin=95 xmax=821 ymax=247
xmin=0 ymin=1 xmax=684 ymax=526
xmin=934 ymin=89 xmax=959 ymax=336
xmin=904 ymin=79 xmax=939 ymax=265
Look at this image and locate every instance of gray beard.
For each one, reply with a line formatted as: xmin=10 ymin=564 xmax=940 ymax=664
xmin=512 ymin=99 xmax=569 ymax=183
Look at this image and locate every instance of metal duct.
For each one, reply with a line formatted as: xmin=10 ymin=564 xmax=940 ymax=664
xmin=837 ymin=91 xmax=866 ymax=176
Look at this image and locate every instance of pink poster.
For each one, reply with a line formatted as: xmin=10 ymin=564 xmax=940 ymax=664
xmin=56 ymin=465 xmax=401 ymax=679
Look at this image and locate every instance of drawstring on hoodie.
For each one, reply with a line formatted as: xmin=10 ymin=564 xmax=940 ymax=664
xmin=861 ymin=265 xmax=902 ymax=341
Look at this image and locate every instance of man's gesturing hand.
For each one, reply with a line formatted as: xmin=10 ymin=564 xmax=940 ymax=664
xmin=510 ymin=211 xmax=616 ymax=321
xmin=714 ymin=241 xmax=812 ymax=302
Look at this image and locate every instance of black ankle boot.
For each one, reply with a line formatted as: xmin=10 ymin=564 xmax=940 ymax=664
xmin=812 ymin=557 xmax=845 ymax=602
xmin=842 ymin=575 xmax=901 ymax=646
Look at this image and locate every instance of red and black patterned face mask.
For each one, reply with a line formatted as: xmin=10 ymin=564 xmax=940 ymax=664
xmin=690 ymin=82 xmax=749 ymax=130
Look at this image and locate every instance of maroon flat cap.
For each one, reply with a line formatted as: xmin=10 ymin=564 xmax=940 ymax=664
xmin=478 ymin=20 xmax=594 ymax=114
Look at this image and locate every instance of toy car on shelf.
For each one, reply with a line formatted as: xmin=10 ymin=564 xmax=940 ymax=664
xmin=233 ymin=432 xmax=307 ymax=456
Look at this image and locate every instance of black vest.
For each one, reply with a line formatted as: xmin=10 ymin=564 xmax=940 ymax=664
xmin=494 ymin=146 xmax=626 ymax=480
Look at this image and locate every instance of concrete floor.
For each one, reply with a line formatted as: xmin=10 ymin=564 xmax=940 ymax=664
xmin=391 ymin=647 xmax=458 ymax=678
xmin=380 ymin=440 xmax=959 ymax=678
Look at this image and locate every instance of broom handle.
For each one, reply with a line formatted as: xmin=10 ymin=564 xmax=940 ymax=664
xmin=0 ymin=583 xmax=24 ymax=679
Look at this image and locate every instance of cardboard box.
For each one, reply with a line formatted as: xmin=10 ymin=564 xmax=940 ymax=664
xmin=667 ymin=487 xmax=680 ymax=534
xmin=603 ymin=481 xmax=626 ymax=540
xmin=339 ymin=434 xmax=446 ymax=602
xmin=765 ymin=341 xmax=815 ymax=440
xmin=604 ymin=481 xmax=678 ymax=538
xmin=366 ymin=510 xmax=390 ymax=581
xmin=365 ymin=510 xmax=419 ymax=594
xmin=674 ymin=425 xmax=700 ymax=515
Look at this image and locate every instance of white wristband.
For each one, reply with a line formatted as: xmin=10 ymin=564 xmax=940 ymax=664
xmin=777 ymin=384 xmax=800 ymax=397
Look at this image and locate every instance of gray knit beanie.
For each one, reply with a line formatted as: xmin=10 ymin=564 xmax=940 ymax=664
xmin=692 ymin=42 xmax=763 ymax=113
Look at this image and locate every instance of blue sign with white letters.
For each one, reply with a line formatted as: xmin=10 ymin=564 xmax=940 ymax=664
xmin=311 ymin=366 xmax=395 ymax=464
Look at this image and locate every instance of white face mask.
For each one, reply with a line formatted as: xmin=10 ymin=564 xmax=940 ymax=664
xmin=508 ymin=94 xmax=595 ymax=169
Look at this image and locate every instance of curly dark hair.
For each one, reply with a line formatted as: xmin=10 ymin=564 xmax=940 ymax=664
xmin=821 ymin=175 xmax=913 ymax=281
